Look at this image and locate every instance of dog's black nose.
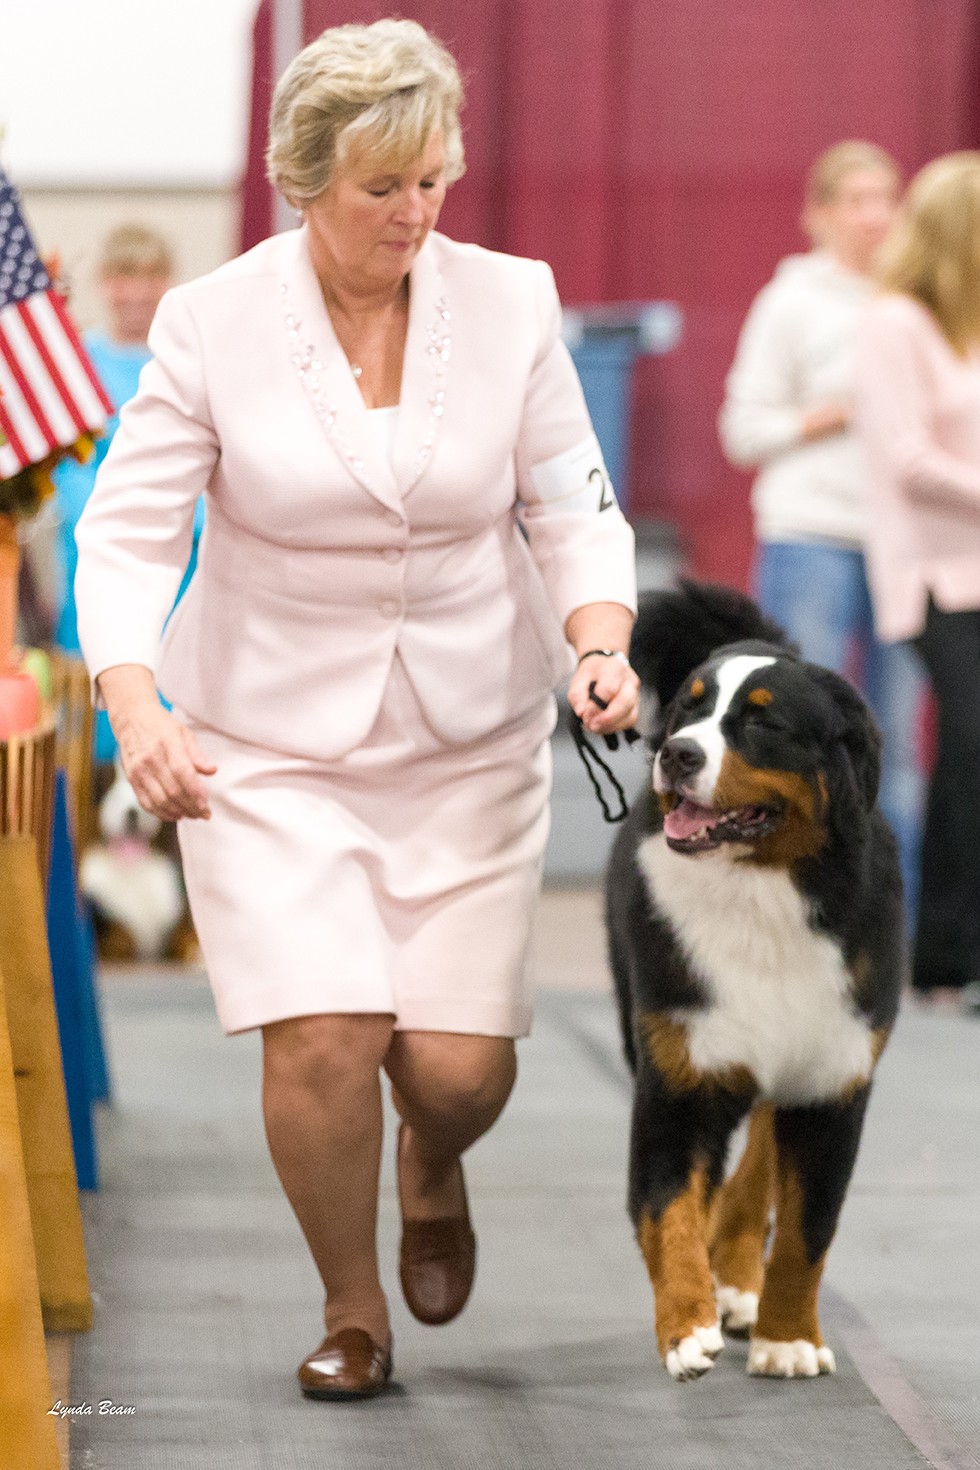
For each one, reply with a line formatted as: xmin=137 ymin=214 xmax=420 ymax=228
xmin=659 ymin=737 xmax=707 ymax=785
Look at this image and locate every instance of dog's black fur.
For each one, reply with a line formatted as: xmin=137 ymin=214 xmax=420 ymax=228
xmin=605 ymin=580 xmax=903 ymax=1379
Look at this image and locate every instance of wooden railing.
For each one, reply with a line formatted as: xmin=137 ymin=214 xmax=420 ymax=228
xmin=49 ymin=652 xmax=97 ymax=855
xmin=0 ymin=716 xmax=57 ymax=883
xmin=0 ymin=712 xmax=93 ymax=1468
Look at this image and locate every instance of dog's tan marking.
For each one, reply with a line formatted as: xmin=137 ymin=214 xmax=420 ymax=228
xmin=754 ymin=1167 xmax=825 ymax=1347
xmin=747 ymin=688 xmax=773 ymax=707
xmin=709 ymin=1103 xmax=776 ymax=1302
xmin=638 ymin=1165 xmax=719 ymax=1361
xmin=659 ymin=791 xmax=680 ymax=815
xmin=714 ymin=750 xmax=827 ymax=866
xmin=870 ymin=1024 xmax=891 ymax=1064
xmin=690 ymin=678 xmax=705 ymax=698
xmin=640 ymin=1013 xmax=756 ymax=1097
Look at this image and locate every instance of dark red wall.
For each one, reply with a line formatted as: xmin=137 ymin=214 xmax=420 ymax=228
xmin=242 ymin=0 xmax=980 ymax=588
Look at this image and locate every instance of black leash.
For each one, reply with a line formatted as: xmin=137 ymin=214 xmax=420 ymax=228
xmin=567 ymin=680 xmax=642 ymax=824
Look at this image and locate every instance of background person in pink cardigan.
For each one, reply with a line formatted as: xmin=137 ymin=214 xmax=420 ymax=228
xmin=857 ymin=153 xmax=980 ymax=1011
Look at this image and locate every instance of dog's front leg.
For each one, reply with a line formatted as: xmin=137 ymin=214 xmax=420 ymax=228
xmin=635 ymin=1157 xmax=723 ymax=1381
xmin=749 ymin=1087 xmax=871 ymax=1378
xmin=709 ymin=1102 xmax=776 ymax=1337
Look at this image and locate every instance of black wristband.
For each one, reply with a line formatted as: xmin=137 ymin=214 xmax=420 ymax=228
xmin=576 ymin=648 xmax=630 ymax=667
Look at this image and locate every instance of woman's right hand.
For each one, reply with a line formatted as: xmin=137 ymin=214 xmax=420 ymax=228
xmin=96 ymin=664 xmax=217 ymax=822
xmin=801 ymin=401 xmax=851 ymax=443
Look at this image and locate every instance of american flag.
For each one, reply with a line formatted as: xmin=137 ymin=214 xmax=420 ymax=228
xmin=0 ymin=169 xmax=112 ymax=479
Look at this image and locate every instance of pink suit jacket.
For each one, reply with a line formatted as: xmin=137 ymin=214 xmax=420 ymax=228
xmin=74 ymin=227 xmax=636 ymax=759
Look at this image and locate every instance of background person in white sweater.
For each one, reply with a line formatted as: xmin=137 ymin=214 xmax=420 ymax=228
xmin=719 ymin=140 xmax=925 ymax=924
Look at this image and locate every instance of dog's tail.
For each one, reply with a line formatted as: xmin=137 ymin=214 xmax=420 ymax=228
xmin=629 ymin=579 xmax=791 ymax=710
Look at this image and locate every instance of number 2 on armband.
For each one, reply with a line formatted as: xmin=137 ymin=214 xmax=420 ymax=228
xmin=589 ymin=465 xmax=615 ymax=511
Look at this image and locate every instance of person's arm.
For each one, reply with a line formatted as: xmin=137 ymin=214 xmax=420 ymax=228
xmin=97 ymin=664 xmax=216 ymax=820
xmin=75 ymin=288 xmax=221 ymax=816
xmin=855 ymin=299 xmax=980 ymax=515
xmin=719 ymin=280 xmax=847 ymax=467
xmin=514 ymin=261 xmax=638 ymax=735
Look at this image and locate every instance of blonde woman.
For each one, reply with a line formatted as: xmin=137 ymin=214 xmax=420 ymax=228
xmin=73 ymin=20 xmax=638 ymax=1397
xmin=720 ymin=141 xmax=925 ymax=922
xmin=857 ymin=152 xmax=980 ymax=1007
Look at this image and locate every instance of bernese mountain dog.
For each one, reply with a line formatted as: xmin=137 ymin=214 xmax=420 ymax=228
xmin=606 ymin=581 xmax=903 ymax=1381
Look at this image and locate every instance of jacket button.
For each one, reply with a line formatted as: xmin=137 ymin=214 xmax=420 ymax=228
xmin=380 ymin=599 xmax=401 ymax=619
xmin=386 ymin=510 xmax=403 ymax=527
xmin=382 ymin=547 xmax=403 ymax=564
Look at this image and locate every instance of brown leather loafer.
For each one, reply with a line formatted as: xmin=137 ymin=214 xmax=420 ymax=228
xmin=297 ymin=1328 xmax=393 ymax=1400
xmin=400 ymin=1215 xmax=477 ymax=1325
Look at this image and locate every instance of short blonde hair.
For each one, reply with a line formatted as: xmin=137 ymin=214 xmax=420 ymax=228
xmin=98 ymin=223 xmax=172 ymax=278
xmin=877 ymin=152 xmax=980 ymax=354
xmin=805 ymin=140 xmax=899 ymax=208
xmin=266 ymin=18 xmax=464 ymax=208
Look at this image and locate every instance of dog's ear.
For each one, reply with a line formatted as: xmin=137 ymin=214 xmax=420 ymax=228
xmin=807 ymin=666 xmax=882 ymax=810
xmin=629 ymin=579 xmax=791 ymax=709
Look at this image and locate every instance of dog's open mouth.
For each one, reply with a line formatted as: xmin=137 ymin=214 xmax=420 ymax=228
xmin=662 ymin=797 xmax=781 ymax=853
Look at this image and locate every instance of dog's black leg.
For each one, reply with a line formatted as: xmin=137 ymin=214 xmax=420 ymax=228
xmin=749 ymin=1086 xmax=871 ymax=1377
xmin=629 ymin=1066 xmax=752 ymax=1380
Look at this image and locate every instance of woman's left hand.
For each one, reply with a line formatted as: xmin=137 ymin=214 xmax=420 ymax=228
xmin=568 ymin=652 xmax=640 ymax=735
xmin=564 ymin=602 xmax=640 ymax=735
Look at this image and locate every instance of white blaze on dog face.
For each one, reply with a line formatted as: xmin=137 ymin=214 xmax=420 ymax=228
xmin=654 ymin=654 xmax=777 ymax=804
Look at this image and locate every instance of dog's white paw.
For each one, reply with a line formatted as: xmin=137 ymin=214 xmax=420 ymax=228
xmin=747 ymin=1338 xmax=836 ymax=1378
xmin=715 ymin=1284 xmax=759 ymax=1335
xmin=665 ymin=1324 xmax=724 ymax=1381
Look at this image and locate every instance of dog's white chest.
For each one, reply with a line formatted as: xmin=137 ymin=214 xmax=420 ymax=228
xmin=638 ymin=835 xmax=874 ymax=1104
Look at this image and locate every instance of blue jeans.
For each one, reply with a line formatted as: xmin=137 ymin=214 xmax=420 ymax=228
xmin=755 ymin=541 xmax=926 ymax=927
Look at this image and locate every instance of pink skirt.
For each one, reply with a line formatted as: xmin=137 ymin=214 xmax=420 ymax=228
xmin=176 ymin=656 xmax=555 ymax=1036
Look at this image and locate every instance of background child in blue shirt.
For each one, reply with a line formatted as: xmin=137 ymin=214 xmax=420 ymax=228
xmin=54 ymin=224 xmax=204 ymax=760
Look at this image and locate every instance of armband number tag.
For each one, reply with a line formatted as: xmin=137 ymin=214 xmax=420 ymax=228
xmin=526 ymin=434 xmax=616 ymax=515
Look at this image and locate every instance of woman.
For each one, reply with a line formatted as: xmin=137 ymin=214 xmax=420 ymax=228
xmin=856 ymin=152 xmax=980 ymax=1008
xmin=73 ymin=19 xmax=638 ymax=1399
xmin=719 ymin=141 xmax=926 ymax=920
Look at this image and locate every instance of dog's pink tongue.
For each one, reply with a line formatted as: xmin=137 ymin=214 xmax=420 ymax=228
xmin=663 ymin=798 xmax=719 ymax=840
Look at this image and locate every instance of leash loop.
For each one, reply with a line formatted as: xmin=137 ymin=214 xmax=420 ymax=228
xmin=567 ymin=683 xmax=642 ymax=824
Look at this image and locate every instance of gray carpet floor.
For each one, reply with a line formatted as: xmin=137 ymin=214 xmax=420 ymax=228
xmin=70 ymin=967 xmax=980 ymax=1469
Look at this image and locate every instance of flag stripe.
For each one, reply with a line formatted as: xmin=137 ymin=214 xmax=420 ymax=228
xmin=0 ymin=442 xmax=22 ymax=479
xmin=0 ymin=322 xmax=53 ymax=460
xmin=0 ymin=397 xmax=29 ymax=471
xmin=29 ymin=292 xmax=109 ymax=428
xmin=1 ymin=304 xmax=77 ymax=446
xmin=16 ymin=298 xmax=88 ymax=437
xmin=47 ymin=291 xmax=114 ymax=415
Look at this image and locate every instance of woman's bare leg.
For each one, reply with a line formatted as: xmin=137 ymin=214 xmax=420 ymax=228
xmin=384 ymin=1032 xmax=517 ymax=1218
xmin=262 ymin=1012 xmax=395 ymax=1343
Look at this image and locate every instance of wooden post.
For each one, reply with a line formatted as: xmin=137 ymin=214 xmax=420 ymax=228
xmin=0 ymin=836 xmax=92 ymax=1332
xmin=1 ymin=722 xmax=57 ymax=886
xmin=50 ymin=654 xmax=96 ymax=857
xmin=0 ymin=957 xmax=62 ymax=1470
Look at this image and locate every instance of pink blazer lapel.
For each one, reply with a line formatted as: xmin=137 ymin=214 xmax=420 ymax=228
xmin=274 ymin=228 xmax=452 ymax=507
xmin=393 ymin=237 xmax=452 ymax=496
xmin=275 ymin=227 xmax=400 ymax=510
